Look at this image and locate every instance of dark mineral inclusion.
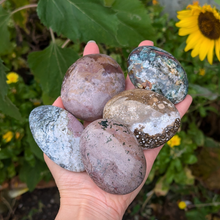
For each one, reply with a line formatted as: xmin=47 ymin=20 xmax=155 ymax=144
xmin=127 ymin=46 xmax=188 ymax=104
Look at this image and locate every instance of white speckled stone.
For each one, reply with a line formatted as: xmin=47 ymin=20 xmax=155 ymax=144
xmin=29 ymin=105 xmax=85 ymax=172
xmin=103 ymin=89 xmax=181 ymax=149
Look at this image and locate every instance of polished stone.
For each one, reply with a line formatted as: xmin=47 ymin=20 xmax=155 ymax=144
xmin=80 ymin=119 xmax=146 ymax=195
xmin=127 ymin=46 xmax=188 ymax=104
xmin=103 ymin=89 xmax=181 ymax=149
xmin=29 ymin=105 xmax=85 ymax=172
xmin=61 ymin=54 xmax=125 ymax=121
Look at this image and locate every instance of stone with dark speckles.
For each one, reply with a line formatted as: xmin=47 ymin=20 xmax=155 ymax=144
xmin=103 ymin=89 xmax=181 ymax=149
xmin=29 ymin=105 xmax=85 ymax=172
xmin=127 ymin=46 xmax=188 ymax=104
xmin=79 ymin=119 xmax=146 ymax=195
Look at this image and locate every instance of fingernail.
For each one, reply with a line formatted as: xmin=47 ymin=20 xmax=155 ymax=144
xmin=87 ymin=40 xmax=96 ymax=44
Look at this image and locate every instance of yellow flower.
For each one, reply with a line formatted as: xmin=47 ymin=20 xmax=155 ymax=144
xmin=176 ymin=4 xmax=220 ymax=64
xmin=178 ymin=201 xmax=187 ymax=209
xmin=167 ymin=135 xmax=181 ymax=148
xmin=15 ymin=132 xmax=20 ymax=139
xmin=199 ymin=68 xmax=206 ymax=76
xmin=2 ymin=131 xmax=13 ymax=143
xmin=152 ymin=0 xmax=158 ymax=5
xmin=6 ymin=72 xmax=19 ymax=84
xmin=33 ymin=101 xmax=41 ymax=106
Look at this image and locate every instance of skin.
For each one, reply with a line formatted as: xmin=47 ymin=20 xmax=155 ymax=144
xmin=44 ymin=40 xmax=193 ymax=220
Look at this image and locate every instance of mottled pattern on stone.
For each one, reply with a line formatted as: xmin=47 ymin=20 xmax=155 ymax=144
xmin=127 ymin=46 xmax=188 ymax=104
xmin=61 ymin=54 xmax=125 ymax=121
xmin=29 ymin=105 xmax=85 ymax=172
xmin=103 ymin=89 xmax=181 ymax=149
xmin=80 ymin=119 xmax=146 ymax=195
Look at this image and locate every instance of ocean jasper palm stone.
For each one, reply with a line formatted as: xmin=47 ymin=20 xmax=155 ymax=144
xmin=127 ymin=46 xmax=188 ymax=104
xmin=61 ymin=54 xmax=125 ymax=121
xmin=29 ymin=105 xmax=85 ymax=172
xmin=80 ymin=119 xmax=146 ymax=195
xmin=103 ymin=89 xmax=181 ymax=149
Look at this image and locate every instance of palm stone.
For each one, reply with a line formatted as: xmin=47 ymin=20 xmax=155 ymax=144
xmin=29 ymin=105 xmax=85 ymax=172
xmin=103 ymin=89 xmax=181 ymax=149
xmin=127 ymin=46 xmax=188 ymax=104
xmin=80 ymin=119 xmax=146 ymax=195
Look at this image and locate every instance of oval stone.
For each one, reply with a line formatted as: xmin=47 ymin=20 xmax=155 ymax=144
xmin=103 ymin=89 xmax=181 ymax=149
xmin=61 ymin=54 xmax=125 ymax=121
xmin=127 ymin=46 xmax=188 ymax=104
xmin=80 ymin=119 xmax=146 ymax=195
xmin=29 ymin=105 xmax=85 ymax=172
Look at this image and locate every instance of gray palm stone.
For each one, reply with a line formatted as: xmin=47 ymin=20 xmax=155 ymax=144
xmin=29 ymin=105 xmax=85 ymax=172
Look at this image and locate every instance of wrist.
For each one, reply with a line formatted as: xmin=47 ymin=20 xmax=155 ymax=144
xmin=55 ymin=191 xmax=122 ymax=220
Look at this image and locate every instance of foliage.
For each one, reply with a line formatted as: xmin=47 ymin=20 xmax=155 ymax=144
xmin=0 ymin=0 xmax=220 ymax=218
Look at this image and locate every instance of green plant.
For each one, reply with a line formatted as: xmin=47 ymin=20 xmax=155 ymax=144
xmin=0 ymin=1 xmax=220 ymax=219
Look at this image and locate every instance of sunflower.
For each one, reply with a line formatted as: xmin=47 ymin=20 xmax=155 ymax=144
xmin=176 ymin=3 xmax=220 ymax=64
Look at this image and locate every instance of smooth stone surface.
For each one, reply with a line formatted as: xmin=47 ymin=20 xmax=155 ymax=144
xmin=29 ymin=105 xmax=85 ymax=172
xmin=103 ymin=89 xmax=181 ymax=149
xmin=61 ymin=54 xmax=125 ymax=121
xmin=127 ymin=46 xmax=188 ymax=104
xmin=80 ymin=119 xmax=146 ymax=195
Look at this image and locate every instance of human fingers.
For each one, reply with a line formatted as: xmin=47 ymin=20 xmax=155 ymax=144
xmin=53 ymin=96 xmax=65 ymax=109
xmin=83 ymin=40 xmax=100 ymax=56
xmin=125 ymin=40 xmax=154 ymax=90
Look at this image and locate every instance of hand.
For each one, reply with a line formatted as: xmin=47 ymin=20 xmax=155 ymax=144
xmin=44 ymin=40 xmax=193 ymax=220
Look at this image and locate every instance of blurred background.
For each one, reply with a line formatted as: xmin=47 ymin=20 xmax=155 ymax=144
xmin=0 ymin=0 xmax=220 ymax=219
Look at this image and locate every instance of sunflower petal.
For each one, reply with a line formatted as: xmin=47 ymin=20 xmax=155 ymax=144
xmin=207 ymin=40 xmax=215 ymax=64
xmin=185 ymin=31 xmax=201 ymax=51
xmin=186 ymin=29 xmax=201 ymax=44
xmin=179 ymin=26 xmax=199 ymax=36
xmin=215 ymin=38 xmax=220 ymax=61
xmin=191 ymin=37 xmax=204 ymax=57
xmin=199 ymin=37 xmax=211 ymax=61
xmin=176 ymin=16 xmax=198 ymax=28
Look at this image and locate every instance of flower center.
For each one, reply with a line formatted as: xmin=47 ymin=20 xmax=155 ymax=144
xmin=198 ymin=11 xmax=220 ymax=39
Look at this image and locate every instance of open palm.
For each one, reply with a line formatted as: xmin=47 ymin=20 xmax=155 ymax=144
xmin=44 ymin=40 xmax=192 ymax=220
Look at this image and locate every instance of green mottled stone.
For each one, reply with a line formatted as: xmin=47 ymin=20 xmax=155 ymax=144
xmin=127 ymin=46 xmax=188 ymax=104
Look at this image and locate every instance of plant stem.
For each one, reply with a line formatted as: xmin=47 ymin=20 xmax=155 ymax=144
xmin=50 ymin=28 xmax=56 ymax=43
xmin=11 ymin=4 xmax=38 ymax=15
xmin=0 ymin=0 xmax=6 ymax=5
xmin=61 ymin=39 xmax=71 ymax=48
xmin=189 ymin=202 xmax=220 ymax=208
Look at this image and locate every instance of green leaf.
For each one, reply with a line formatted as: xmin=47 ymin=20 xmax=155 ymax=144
xmin=0 ymin=96 xmax=23 ymax=120
xmin=186 ymin=210 xmax=207 ymax=220
xmin=28 ymin=43 xmax=79 ymax=100
xmin=188 ymin=123 xmax=204 ymax=146
xmin=103 ymin=0 xmax=115 ymax=7
xmin=37 ymin=0 xmax=155 ymax=47
xmin=19 ymin=160 xmax=48 ymax=191
xmin=0 ymin=60 xmax=22 ymax=120
xmin=189 ymin=83 xmax=218 ymax=101
xmin=183 ymin=154 xmax=197 ymax=164
xmin=0 ymin=6 xmax=11 ymax=55
xmin=0 ymin=59 xmax=8 ymax=98
xmin=37 ymin=0 xmax=119 ymax=46
xmin=205 ymin=137 xmax=220 ymax=148
xmin=26 ymin=125 xmax=43 ymax=161
xmin=214 ymin=0 xmax=220 ymax=6
xmin=174 ymin=158 xmax=182 ymax=172
xmin=111 ymin=0 xmax=155 ymax=46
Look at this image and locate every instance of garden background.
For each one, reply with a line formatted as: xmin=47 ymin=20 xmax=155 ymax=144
xmin=0 ymin=0 xmax=220 ymax=219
